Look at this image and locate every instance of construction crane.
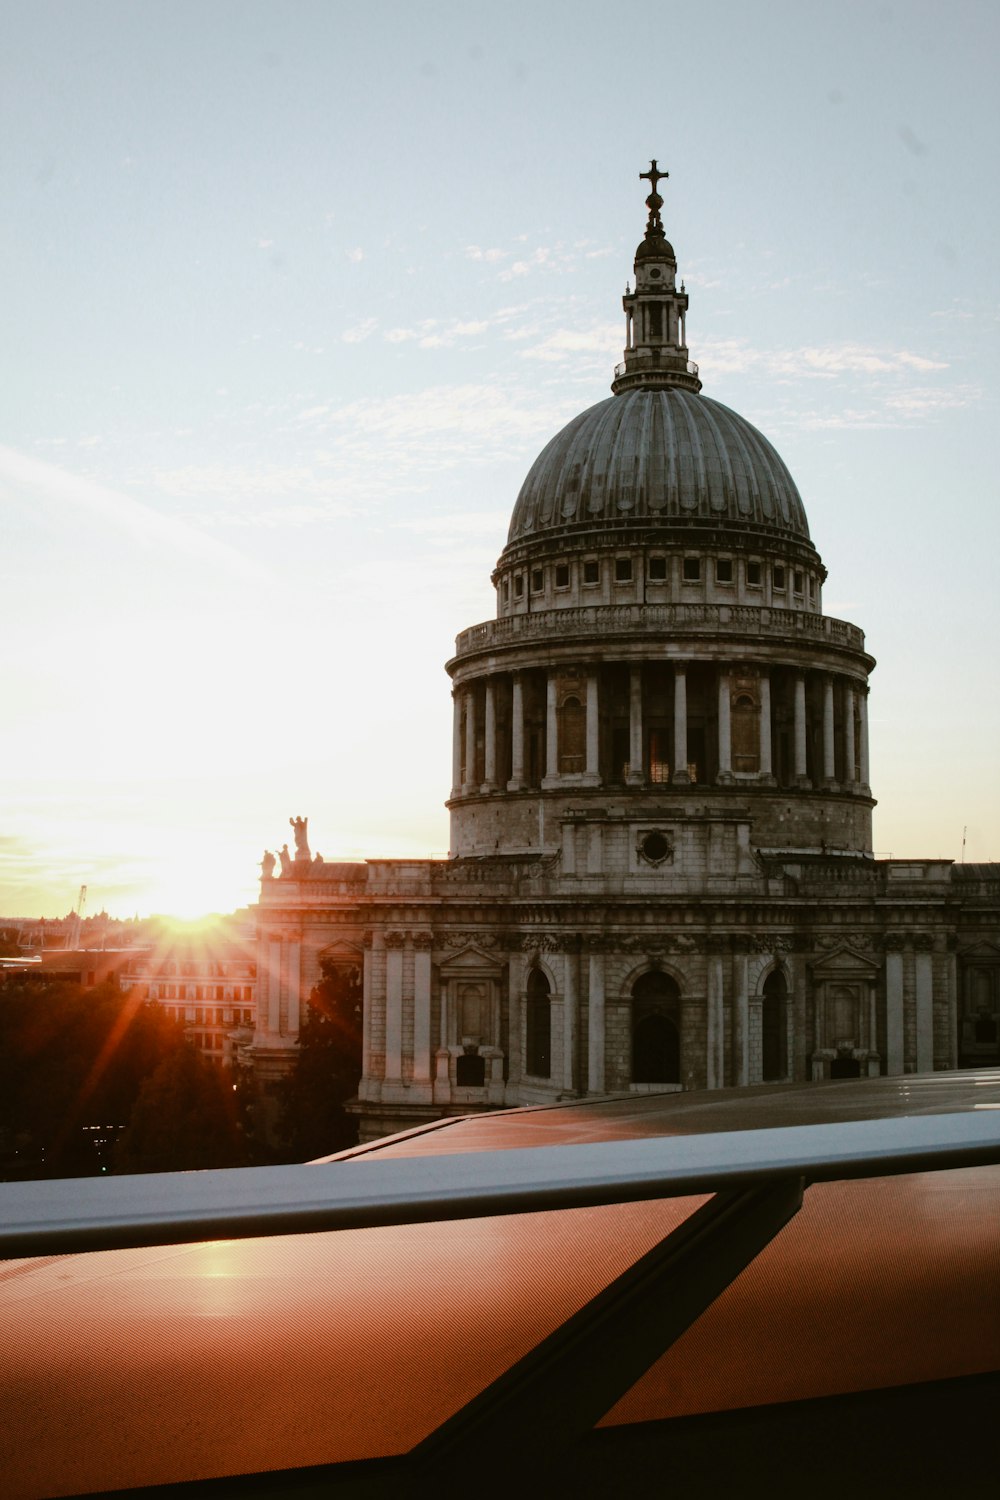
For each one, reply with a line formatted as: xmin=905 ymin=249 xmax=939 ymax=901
xmin=69 ymin=885 xmax=87 ymax=951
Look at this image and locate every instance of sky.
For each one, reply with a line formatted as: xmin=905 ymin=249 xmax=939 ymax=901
xmin=2 ymin=0 xmax=998 ymax=918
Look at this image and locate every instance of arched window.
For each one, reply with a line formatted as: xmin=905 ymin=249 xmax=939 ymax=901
xmin=526 ymin=968 xmax=551 ymax=1078
xmin=762 ymin=969 xmax=787 ymax=1081
xmin=632 ymin=970 xmax=680 ymax=1084
xmin=558 ymin=694 xmax=585 ymax=774
xmin=731 ymin=691 xmax=760 ymax=773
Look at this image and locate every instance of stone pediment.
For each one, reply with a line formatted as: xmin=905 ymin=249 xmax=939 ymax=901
xmin=438 ymin=943 xmax=505 ymax=977
xmin=958 ymin=940 xmax=1000 ymax=961
xmin=318 ymin=940 xmax=364 ymax=964
xmin=809 ymin=944 xmax=880 ymax=977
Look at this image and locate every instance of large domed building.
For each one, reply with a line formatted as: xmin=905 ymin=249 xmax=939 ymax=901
xmin=253 ymin=166 xmax=999 ymax=1142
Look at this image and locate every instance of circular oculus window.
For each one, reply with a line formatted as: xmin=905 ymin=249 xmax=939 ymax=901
xmin=640 ymin=830 xmax=672 ymax=864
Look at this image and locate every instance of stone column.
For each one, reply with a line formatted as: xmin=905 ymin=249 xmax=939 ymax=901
xmin=451 ymin=690 xmax=463 ymax=797
xmin=842 ymin=682 xmax=856 ymax=785
xmin=544 ymin=673 xmax=559 ymax=782
xmin=585 ymin=669 xmax=600 ymax=784
xmin=627 ymin=665 xmax=644 ymax=784
xmin=508 ymin=674 xmax=526 ymax=790
xmin=706 ymin=955 xmax=725 ymax=1088
xmin=859 ymin=687 xmax=871 ymax=789
xmin=759 ymin=672 xmax=773 ymax=780
xmin=483 ymin=678 xmax=497 ymax=790
xmin=915 ymin=948 xmax=934 ymax=1072
xmin=463 ymin=686 xmax=477 ymax=794
xmin=716 ymin=669 xmax=732 ymax=782
xmin=286 ymin=936 xmax=301 ymax=1037
xmin=793 ymin=672 xmax=808 ymax=784
xmin=733 ymin=952 xmax=749 ymax=1087
xmin=587 ymin=950 xmax=605 ymax=1094
xmin=885 ymin=948 xmax=904 ymax=1075
xmin=361 ymin=935 xmax=373 ymax=1083
xmin=946 ymin=949 xmax=958 ymax=1069
xmin=506 ymin=950 xmax=524 ymax=1098
xmin=563 ymin=948 xmax=579 ymax=1094
xmin=267 ymin=937 xmax=282 ymax=1035
xmin=412 ymin=935 xmax=432 ymax=1085
xmin=672 ymin=665 xmax=689 ymax=783
xmin=823 ymin=675 xmax=836 ymax=785
xmin=384 ymin=934 xmax=404 ymax=1085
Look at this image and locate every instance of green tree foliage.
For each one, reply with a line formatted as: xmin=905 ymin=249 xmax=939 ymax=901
xmin=115 ymin=1044 xmax=246 ymax=1174
xmin=280 ymin=962 xmax=363 ymax=1159
xmin=0 ymin=978 xmax=191 ymax=1178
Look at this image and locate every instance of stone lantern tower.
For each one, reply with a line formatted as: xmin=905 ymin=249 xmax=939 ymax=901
xmin=446 ymin=162 xmax=875 ymax=865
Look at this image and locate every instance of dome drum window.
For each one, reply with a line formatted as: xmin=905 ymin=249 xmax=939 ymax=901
xmin=773 ymin=565 xmax=786 ymax=591
xmin=583 ymin=559 xmax=600 ymax=585
xmin=648 ymin=555 xmax=667 ymax=581
xmin=716 ymin=558 xmax=733 ymax=584
xmin=746 ymin=560 xmax=762 ymax=587
xmin=555 ymin=562 xmax=570 ymax=589
xmin=615 ymin=557 xmax=633 ymax=583
xmin=683 ymin=557 xmax=700 ymax=582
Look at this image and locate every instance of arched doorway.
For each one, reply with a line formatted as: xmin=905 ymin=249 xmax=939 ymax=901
xmin=632 ymin=970 xmax=680 ymax=1084
xmin=762 ymin=969 xmax=787 ymax=1081
xmin=526 ymin=967 xmax=552 ymax=1078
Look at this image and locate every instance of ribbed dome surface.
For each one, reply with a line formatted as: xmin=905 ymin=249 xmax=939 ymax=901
xmin=507 ymin=389 xmax=810 ymax=544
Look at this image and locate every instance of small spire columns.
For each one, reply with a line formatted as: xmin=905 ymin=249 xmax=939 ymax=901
xmin=611 ymin=159 xmax=702 ymax=396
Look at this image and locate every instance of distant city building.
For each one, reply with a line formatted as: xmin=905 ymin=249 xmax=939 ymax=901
xmin=253 ymin=165 xmax=1000 ymax=1142
xmin=121 ymin=924 xmax=257 ymax=1068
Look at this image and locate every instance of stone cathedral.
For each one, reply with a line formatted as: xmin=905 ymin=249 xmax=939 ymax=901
xmin=253 ymin=165 xmax=999 ymax=1143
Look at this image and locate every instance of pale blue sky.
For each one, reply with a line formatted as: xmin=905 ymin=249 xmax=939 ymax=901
xmin=2 ymin=0 xmax=997 ymax=916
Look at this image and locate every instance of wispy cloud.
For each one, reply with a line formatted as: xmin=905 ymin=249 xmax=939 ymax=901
xmin=0 ymin=445 xmax=267 ymax=579
xmin=465 ymin=245 xmax=509 ymax=263
xmin=700 ymin=338 xmax=949 ymax=379
xmin=521 ymin=322 xmax=620 ymax=365
xmin=342 ymin=316 xmax=378 ymax=344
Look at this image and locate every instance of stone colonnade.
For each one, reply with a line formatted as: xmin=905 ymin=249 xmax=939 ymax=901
xmin=452 ymin=662 xmax=870 ymax=795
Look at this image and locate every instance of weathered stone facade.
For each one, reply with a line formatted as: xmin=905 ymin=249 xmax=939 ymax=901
xmin=253 ymin=166 xmax=999 ymax=1142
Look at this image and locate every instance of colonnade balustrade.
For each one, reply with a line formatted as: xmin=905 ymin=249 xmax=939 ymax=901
xmin=451 ymin=662 xmax=870 ymax=797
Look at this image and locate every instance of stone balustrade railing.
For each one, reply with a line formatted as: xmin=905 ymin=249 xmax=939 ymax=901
xmin=453 ymin=603 xmax=865 ymax=658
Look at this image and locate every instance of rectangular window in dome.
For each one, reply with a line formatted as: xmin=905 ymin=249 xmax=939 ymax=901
xmin=514 ymin=575 xmax=524 ymax=598
xmin=531 ymin=568 xmax=544 ymax=593
xmin=773 ymin=565 xmax=786 ymax=591
xmin=794 ymin=571 xmax=804 ymax=595
xmin=648 ymin=555 xmax=667 ymax=581
xmin=716 ymin=558 xmax=733 ymax=583
xmin=746 ymin=560 xmax=762 ymax=587
xmin=583 ymin=559 xmax=599 ymax=585
xmin=615 ymin=557 xmax=633 ymax=583
xmin=555 ymin=563 xmax=570 ymax=589
xmin=683 ymin=557 xmax=701 ymax=582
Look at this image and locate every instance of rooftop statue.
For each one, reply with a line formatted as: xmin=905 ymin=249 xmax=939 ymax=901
xmin=260 ymin=850 xmax=276 ymax=880
xmin=290 ymin=815 xmax=310 ymax=862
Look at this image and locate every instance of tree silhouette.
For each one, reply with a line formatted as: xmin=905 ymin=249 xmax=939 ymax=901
xmin=280 ymin=962 xmax=363 ymax=1159
xmin=0 ymin=978 xmax=189 ymax=1178
xmin=115 ymin=1044 xmax=246 ymax=1174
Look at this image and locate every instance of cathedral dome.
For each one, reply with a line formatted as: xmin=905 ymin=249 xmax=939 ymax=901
xmin=507 ymin=387 xmax=811 ymax=546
